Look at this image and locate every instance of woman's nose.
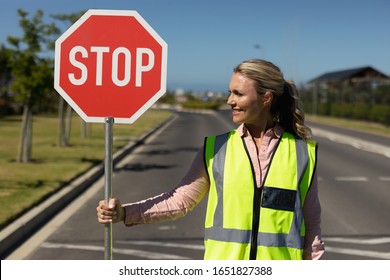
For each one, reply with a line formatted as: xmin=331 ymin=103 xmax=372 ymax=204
xmin=227 ymin=93 xmax=235 ymax=106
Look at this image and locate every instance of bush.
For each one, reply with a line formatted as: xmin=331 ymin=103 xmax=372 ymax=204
xmin=369 ymin=105 xmax=390 ymax=126
xmin=182 ymin=100 xmax=222 ymax=110
xmin=352 ymin=103 xmax=371 ymax=120
xmin=306 ymin=101 xmax=390 ymax=127
xmin=331 ymin=103 xmax=354 ymax=118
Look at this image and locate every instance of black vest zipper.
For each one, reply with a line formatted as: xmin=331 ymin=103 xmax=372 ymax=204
xmin=249 ymin=187 xmax=262 ymax=260
xmin=242 ymin=133 xmax=283 ymax=260
xmin=241 ymin=139 xmax=262 ymax=260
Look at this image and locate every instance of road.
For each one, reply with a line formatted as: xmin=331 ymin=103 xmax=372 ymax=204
xmin=6 ymin=110 xmax=390 ymax=260
xmin=307 ymin=121 xmax=390 ymax=260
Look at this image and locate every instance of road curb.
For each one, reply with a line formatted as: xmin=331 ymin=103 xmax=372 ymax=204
xmin=0 ymin=113 xmax=176 ymax=259
xmin=311 ymin=126 xmax=390 ymax=158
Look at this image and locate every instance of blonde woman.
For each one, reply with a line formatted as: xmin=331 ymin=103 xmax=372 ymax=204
xmin=97 ymin=59 xmax=325 ymax=260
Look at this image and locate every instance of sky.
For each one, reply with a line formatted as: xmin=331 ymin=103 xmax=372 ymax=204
xmin=1 ymin=0 xmax=389 ymax=92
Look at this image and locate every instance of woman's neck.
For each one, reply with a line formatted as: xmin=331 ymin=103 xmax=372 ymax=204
xmin=245 ymin=118 xmax=275 ymax=140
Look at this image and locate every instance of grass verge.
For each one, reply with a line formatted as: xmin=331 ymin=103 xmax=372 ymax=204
xmin=0 ymin=109 xmax=172 ymax=230
xmin=306 ymin=114 xmax=390 ymax=137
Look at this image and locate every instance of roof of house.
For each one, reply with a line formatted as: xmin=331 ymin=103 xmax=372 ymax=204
xmin=309 ymin=66 xmax=389 ymax=83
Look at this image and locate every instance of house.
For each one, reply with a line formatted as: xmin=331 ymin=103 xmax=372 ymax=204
xmin=309 ymin=66 xmax=390 ymax=92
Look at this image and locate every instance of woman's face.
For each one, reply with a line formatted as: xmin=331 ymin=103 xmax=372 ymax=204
xmin=227 ymin=72 xmax=270 ymax=126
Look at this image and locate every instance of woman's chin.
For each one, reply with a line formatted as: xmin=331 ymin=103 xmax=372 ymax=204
xmin=232 ymin=117 xmax=243 ymax=124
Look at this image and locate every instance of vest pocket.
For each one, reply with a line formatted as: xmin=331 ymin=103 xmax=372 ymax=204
xmin=259 ymin=207 xmax=295 ymax=234
xmin=259 ymin=186 xmax=296 ymax=234
xmin=261 ymin=186 xmax=296 ymax=212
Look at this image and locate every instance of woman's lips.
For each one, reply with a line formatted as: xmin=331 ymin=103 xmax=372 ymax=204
xmin=232 ymin=109 xmax=241 ymax=115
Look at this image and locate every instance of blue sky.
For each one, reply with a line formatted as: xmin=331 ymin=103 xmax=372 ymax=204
xmin=1 ymin=0 xmax=389 ymax=92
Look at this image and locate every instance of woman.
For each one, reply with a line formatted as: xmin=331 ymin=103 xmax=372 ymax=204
xmin=97 ymin=59 xmax=325 ymax=260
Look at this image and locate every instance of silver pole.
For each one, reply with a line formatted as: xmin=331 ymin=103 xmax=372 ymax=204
xmin=104 ymin=117 xmax=114 ymax=260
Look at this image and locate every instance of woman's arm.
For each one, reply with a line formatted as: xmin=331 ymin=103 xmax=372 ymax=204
xmin=303 ymin=170 xmax=325 ymax=260
xmin=122 ymin=148 xmax=210 ymax=226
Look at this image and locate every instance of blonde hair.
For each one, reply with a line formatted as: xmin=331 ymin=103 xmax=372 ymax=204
xmin=233 ymin=59 xmax=312 ymax=140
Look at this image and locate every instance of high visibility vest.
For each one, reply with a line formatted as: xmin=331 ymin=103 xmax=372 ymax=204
xmin=204 ymin=129 xmax=317 ymax=260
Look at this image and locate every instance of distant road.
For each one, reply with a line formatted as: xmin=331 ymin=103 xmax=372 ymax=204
xmin=307 ymin=120 xmax=390 ymax=148
xmin=306 ymin=120 xmax=390 ymax=260
xmin=7 ymin=110 xmax=390 ymax=260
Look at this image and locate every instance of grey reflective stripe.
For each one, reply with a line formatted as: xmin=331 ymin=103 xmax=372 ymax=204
xmin=287 ymin=138 xmax=309 ymax=248
xmin=205 ymin=133 xmax=309 ymax=250
xmin=205 ymin=228 xmax=305 ymax=249
xmin=205 ymin=227 xmax=251 ymax=244
xmin=295 ymin=138 xmax=309 ymax=188
xmin=212 ymin=132 xmax=230 ymax=227
xmin=258 ymin=232 xmax=305 ymax=248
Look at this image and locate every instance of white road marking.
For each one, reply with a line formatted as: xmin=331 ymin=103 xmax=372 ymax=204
xmin=158 ymin=225 xmax=177 ymax=231
xmin=116 ymin=240 xmax=204 ymax=250
xmin=311 ymin=126 xmax=390 ymax=158
xmin=41 ymin=242 xmax=189 ymax=260
xmin=6 ymin=176 xmax=106 ymax=260
xmin=324 ymin=237 xmax=390 ymax=245
xmin=319 ymin=176 xmax=390 ymax=182
xmin=6 ymin=116 xmax=179 ymax=260
xmin=334 ymin=176 xmax=368 ymax=181
xmin=325 ymin=246 xmax=390 ymax=259
xmin=42 ymin=240 xmax=390 ymax=260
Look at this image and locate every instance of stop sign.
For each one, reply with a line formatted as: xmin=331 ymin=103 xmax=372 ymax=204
xmin=54 ymin=10 xmax=168 ymax=123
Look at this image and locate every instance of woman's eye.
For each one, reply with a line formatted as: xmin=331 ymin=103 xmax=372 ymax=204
xmin=228 ymin=90 xmax=243 ymax=97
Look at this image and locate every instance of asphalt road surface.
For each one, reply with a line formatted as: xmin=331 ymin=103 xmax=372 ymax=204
xmin=7 ymin=110 xmax=390 ymax=260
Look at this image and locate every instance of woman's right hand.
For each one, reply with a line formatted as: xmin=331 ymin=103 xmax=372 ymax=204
xmin=96 ymin=198 xmax=125 ymax=224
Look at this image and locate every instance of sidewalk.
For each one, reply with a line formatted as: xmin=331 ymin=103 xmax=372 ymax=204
xmin=311 ymin=126 xmax=390 ymax=158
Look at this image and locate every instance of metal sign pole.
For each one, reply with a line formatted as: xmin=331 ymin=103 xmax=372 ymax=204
xmin=104 ymin=117 xmax=114 ymax=260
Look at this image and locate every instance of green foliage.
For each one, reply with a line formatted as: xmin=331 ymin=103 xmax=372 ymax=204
xmin=5 ymin=9 xmax=62 ymax=162
xmin=0 ymin=45 xmax=13 ymax=88
xmin=0 ymin=45 xmax=14 ymax=116
xmin=373 ymin=84 xmax=390 ymax=104
xmin=7 ymin=9 xmax=60 ymax=106
xmin=304 ymin=102 xmax=390 ymax=126
xmin=158 ymin=91 xmax=176 ymax=104
xmin=51 ymin=11 xmax=86 ymax=25
xmin=369 ymin=105 xmax=390 ymax=125
xmin=302 ymin=84 xmax=390 ymax=126
xmin=182 ymin=99 xmax=223 ymax=110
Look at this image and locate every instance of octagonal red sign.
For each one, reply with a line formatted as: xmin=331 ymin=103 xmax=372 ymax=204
xmin=54 ymin=10 xmax=168 ymax=123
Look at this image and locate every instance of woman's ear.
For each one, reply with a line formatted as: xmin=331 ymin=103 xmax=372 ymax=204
xmin=263 ymin=91 xmax=273 ymax=107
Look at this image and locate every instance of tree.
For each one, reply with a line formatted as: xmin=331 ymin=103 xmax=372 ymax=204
xmin=0 ymin=45 xmax=13 ymax=116
xmin=7 ymin=9 xmax=59 ymax=162
xmin=51 ymin=11 xmax=88 ymax=146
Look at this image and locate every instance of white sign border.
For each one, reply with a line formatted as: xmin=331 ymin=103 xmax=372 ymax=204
xmin=54 ymin=9 xmax=168 ymax=124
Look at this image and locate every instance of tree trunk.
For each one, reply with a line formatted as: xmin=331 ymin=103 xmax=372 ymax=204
xmin=64 ymin=104 xmax=72 ymax=145
xmin=58 ymin=97 xmax=66 ymax=147
xmin=17 ymin=101 xmax=33 ymax=163
xmin=81 ymin=120 xmax=91 ymax=138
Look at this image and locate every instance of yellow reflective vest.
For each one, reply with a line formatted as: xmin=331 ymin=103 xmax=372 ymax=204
xmin=204 ymin=129 xmax=317 ymax=260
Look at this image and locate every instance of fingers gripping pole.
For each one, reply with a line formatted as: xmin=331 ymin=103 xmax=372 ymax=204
xmin=104 ymin=117 xmax=114 ymax=260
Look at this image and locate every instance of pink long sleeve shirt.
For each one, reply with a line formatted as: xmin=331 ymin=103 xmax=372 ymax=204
xmin=123 ymin=123 xmax=325 ymax=260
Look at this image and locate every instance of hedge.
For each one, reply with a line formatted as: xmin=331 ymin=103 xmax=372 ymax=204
xmin=303 ymin=102 xmax=390 ymax=126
